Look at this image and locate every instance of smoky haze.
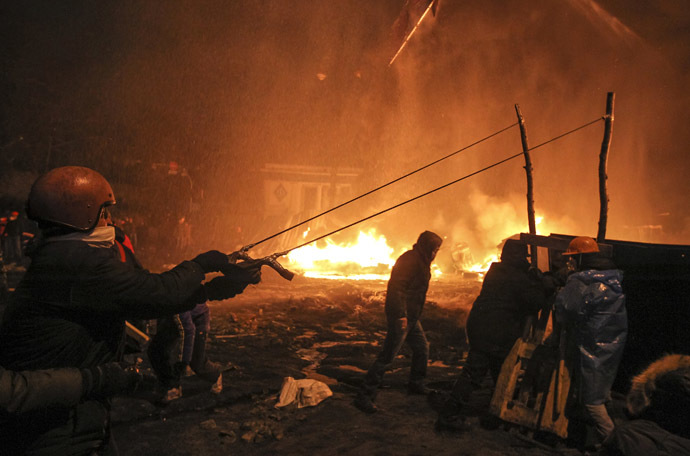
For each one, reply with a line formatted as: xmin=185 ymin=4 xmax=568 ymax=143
xmin=2 ymin=0 xmax=689 ymax=265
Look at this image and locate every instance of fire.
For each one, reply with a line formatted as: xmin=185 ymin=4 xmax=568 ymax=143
xmin=462 ymin=214 xmax=546 ymax=276
xmin=286 ymin=213 xmax=554 ymax=281
xmin=287 ymin=229 xmax=401 ymax=280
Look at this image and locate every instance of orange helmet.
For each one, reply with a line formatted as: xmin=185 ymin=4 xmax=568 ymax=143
xmin=27 ymin=166 xmax=116 ymax=231
xmin=562 ymin=236 xmax=599 ymax=256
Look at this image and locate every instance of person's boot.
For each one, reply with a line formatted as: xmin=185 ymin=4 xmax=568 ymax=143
xmin=210 ymin=373 xmax=223 ymax=394
xmin=160 ymin=386 xmax=182 ymax=404
xmin=436 ymin=398 xmax=471 ymax=433
xmin=408 ymin=382 xmax=435 ymax=396
xmin=353 ymin=393 xmax=378 ymax=414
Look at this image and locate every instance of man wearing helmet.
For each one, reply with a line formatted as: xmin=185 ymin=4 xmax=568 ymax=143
xmin=554 ymin=236 xmax=627 ymax=448
xmin=0 ymin=166 xmax=261 ymax=455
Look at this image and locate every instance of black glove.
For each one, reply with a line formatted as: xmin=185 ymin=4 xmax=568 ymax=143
xmin=220 ymin=262 xmax=262 ymax=285
xmin=204 ymin=272 xmax=261 ymax=301
xmin=192 ymin=250 xmax=229 ymax=273
xmin=81 ymin=362 xmax=143 ymax=400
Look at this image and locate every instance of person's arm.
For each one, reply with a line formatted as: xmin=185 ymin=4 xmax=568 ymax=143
xmin=1 ymin=363 xmax=144 ymax=415
xmin=385 ymin=254 xmax=417 ymax=321
xmin=1 ymin=366 xmax=82 ymax=414
xmin=73 ymin=253 xmax=207 ymax=319
xmin=553 ymin=276 xmax=586 ymax=325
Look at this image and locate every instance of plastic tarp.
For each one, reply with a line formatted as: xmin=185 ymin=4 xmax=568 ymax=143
xmin=555 ymin=269 xmax=628 ymax=404
xmin=275 ymin=377 xmax=333 ymax=408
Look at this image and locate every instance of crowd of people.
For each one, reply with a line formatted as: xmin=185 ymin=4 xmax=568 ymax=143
xmin=1 ymin=165 xmax=688 ymax=456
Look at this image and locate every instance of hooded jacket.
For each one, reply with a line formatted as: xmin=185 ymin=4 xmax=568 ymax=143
xmin=385 ymin=231 xmax=442 ymax=322
xmin=555 ymin=268 xmax=627 ymax=405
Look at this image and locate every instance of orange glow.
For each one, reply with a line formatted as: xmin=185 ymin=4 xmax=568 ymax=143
xmin=287 ymin=229 xmax=447 ymax=281
xmin=287 ymin=213 xmax=557 ymax=281
xmin=462 ymin=214 xmax=546 ymax=276
xmin=287 ymin=229 xmax=400 ymax=280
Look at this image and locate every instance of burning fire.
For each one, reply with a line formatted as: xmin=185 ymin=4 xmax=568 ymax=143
xmin=459 ymin=215 xmax=546 ymax=277
xmin=287 ymin=229 xmax=401 ymax=280
xmin=286 ymin=214 xmax=551 ymax=280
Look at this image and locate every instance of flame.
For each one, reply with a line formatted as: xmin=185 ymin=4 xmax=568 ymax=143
xmin=287 ymin=229 xmax=400 ymax=280
xmin=462 ymin=214 xmax=546 ymax=276
xmin=288 ymin=229 xmax=448 ymax=281
xmin=286 ymin=214 xmax=555 ymax=281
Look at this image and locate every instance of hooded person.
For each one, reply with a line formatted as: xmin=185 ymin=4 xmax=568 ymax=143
xmin=437 ymin=238 xmax=551 ymax=431
xmin=354 ymin=230 xmax=443 ymax=414
xmin=0 ymin=166 xmax=261 ymax=456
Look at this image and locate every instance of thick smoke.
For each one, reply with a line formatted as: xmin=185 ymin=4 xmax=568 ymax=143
xmin=2 ymin=0 xmax=689 ymax=266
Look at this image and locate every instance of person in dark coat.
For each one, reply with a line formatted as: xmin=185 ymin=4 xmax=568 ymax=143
xmin=0 ymin=166 xmax=261 ymax=456
xmin=554 ymin=236 xmax=627 ymax=445
xmin=354 ymin=230 xmax=443 ymax=414
xmin=437 ymin=238 xmax=550 ymax=430
xmin=600 ymin=354 xmax=690 ymax=456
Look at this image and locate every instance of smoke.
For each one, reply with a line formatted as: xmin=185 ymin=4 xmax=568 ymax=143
xmin=373 ymin=0 xmax=690 ymax=248
xmin=3 ymin=0 xmax=689 ymax=266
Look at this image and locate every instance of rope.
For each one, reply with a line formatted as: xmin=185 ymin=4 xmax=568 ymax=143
xmin=247 ymin=122 xmax=518 ymax=249
xmin=285 ymin=116 xmax=604 ymax=253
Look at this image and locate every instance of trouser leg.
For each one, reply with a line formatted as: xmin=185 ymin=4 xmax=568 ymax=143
xmin=449 ymin=349 xmax=493 ymax=405
xmin=147 ymin=315 xmax=183 ymax=388
xmin=179 ymin=311 xmax=195 ymax=365
xmin=406 ymin=320 xmax=429 ymax=387
xmin=188 ymin=304 xmax=219 ymax=383
xmin=583 ymin=403 xmax=615 ymax=443
xmin=190 ymin=330 xmax=221 ymax=383
xmin=360 ymin=321 xmax=407 ymax=399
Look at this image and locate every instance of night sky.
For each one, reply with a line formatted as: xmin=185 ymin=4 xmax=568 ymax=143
xmin=2 ymin=0 xmax=689 ymax=255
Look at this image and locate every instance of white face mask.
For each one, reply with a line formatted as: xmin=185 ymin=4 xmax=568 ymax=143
xmin=45 ymin=225 xmax=116 ymax=248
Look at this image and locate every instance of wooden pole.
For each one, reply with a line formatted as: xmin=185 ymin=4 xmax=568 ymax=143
xmin=597 ymin=92 xmax=615 ymax=243
xmin=515 ymin=104 xmax=538 ymax=267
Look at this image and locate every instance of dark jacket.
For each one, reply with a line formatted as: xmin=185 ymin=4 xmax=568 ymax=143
xmin=466 ymin=259 xmax=547 ymax=358
xmin=0 ymin=237 xmax=206 ymax=455
xmin=384 ymin=231 xmax=441 ymax=322
xmin=600 ymin=419 xmax=690 ymax=456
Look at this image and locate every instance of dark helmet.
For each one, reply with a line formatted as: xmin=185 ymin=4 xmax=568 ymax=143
xmin=26 ymin=166 xmax=116 ymax=231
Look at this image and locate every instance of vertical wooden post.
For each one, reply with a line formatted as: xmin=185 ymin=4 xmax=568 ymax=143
xmin=597 ymin=92 xmax=615 ymax=243
xmin=515 ymin=104 xmax=538 ymax=267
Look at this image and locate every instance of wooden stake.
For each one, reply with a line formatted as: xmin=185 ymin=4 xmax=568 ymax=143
xmin=515 ymin=104 xmax=538 ymax=267
xmin=597 ymin=92 xmax=615 ymax=243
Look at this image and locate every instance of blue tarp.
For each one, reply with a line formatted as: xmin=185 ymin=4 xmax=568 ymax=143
xmin=555 ymin=269 xmax=628 ymax=404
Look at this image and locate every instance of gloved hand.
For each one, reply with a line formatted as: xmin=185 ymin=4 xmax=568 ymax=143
xmin=204 ymin=270 xmax=261 ymax=301
xmin=81 ymin=362 xmax=143 ymax=400
xmin=192 ymin=250 xmax=229 ymax=273
xmin=527 ymin=266 xmax=544 ymax=281
xmin=220 ymin=262 xmax=262 ymax=285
